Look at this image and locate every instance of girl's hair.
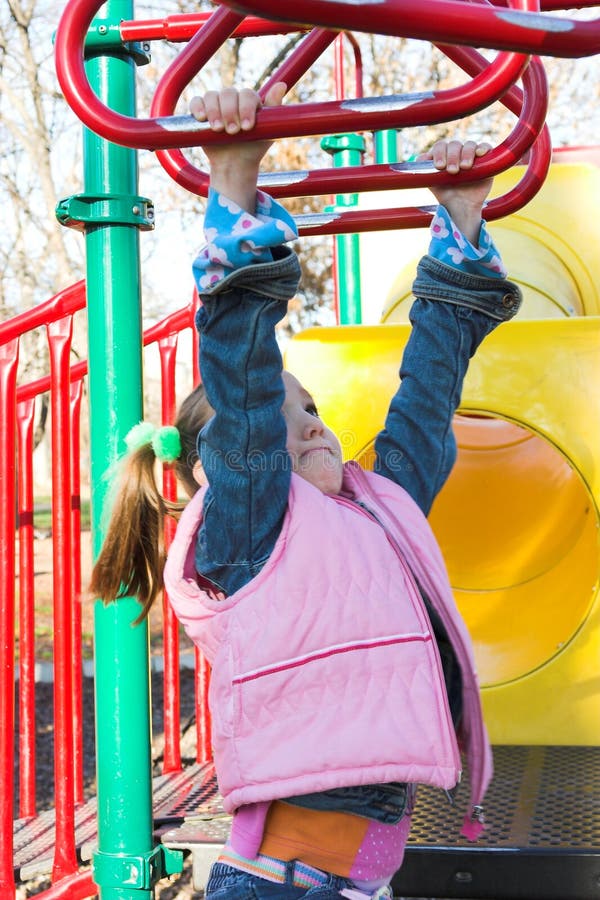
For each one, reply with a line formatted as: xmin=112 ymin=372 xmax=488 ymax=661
xmin=89 ymin=383 xmax=213 ymax=621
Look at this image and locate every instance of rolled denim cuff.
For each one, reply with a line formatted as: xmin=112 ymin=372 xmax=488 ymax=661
xmin=197 ymin=245 xmax=301 ymax=303
xmin=413 ymin=256 xmax=522 ymax=322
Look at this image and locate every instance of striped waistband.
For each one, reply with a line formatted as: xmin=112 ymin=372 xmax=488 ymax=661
xmin=218 ymin=846 xmax=330 ymax=889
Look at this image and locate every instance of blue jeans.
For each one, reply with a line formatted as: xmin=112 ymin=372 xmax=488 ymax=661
xmin=286 ymin=781 xmax=410 ymax=824
xmin=206 ymin=862 xmax=356 ymax=900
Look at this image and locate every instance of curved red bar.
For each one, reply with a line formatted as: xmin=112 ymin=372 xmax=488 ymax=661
xmin=295 ymin=129 xmax=551 ymax=236
xmin=219 ymin=0 xmax=600 ymax=57
xmin=151 ymin=27 xmax=339 ymax=196
xmin=153 ymin=39 xmax=532 ymax=198
xmin=294 ymin=55 xmax=551 ymax=235
xmin=153 ymin=30 xmax=362 ymax=193
xmin=54 ymin=0 xmax=552 ymax=230
xmin=55 ymin=0 xmax=584 ymax=153
xmin=56 ymin=0 xmax=529 ymax=152
xmin=150 ymin=0 xmax=534 ymax=194
xmin=55 ymin=1 xmax=246 ymax=149
xmin=117 ymin=0 xmax=600 ymax=42
xmin=57 ymin=0 xmax=545 ymax=231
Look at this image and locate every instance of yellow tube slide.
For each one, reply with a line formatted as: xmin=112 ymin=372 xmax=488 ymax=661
xmin=286 ymin=154 xmax=600 ymax=745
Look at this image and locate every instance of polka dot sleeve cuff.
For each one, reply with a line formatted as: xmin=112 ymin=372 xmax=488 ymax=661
xmin=193 ymin=188 xmax=298 ymax=291
xmin=428 ymin=204 xmax=507 ymax=279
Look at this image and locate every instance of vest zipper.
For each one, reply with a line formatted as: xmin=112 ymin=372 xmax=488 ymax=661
xmin=333 ymin=486 xmax=462 ymax=784
xmin=347 ymin=466 xmax=490 ymax=810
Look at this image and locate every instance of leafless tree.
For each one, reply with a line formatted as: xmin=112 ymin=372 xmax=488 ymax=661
xmin=1 ymin=0 xmax=85 ymax=445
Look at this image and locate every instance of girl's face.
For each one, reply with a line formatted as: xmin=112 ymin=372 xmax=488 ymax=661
xmin=282 ymin=371 xmax=344 ymax=496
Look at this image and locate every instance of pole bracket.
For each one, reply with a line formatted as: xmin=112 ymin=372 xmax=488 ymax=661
xmin=85 ymin=19 xmax=151 ymax=66
xmin=56 ymin=193 xmax=155 ymax=231
xmin=92 ymin=845 xmax=183 ymax=890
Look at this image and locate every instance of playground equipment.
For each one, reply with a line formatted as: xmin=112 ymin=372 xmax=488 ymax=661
xmin=1 ymin=0 xmax=599 ymax=898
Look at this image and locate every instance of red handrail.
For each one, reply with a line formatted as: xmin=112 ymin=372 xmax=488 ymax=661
xmin=0 ymin=281 xmax=86 ymax=345
xmin=0 ymin=339 xmax=19 ymax=900
xmin=219 ymin=0 xmax=600 ymax=56
xmin=6 ymin=287 xmax=196 ymax=406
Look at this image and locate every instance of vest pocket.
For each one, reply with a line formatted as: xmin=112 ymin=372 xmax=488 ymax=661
xmin=229 ymin=632 xmax=460 ymax=788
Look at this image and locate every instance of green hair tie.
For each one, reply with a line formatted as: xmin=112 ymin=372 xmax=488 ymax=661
xmin=125 ymin=421 xmax=156 ymax=454
xmin=124 ymin=421 xmax=182 ymax=464
xmin=152 ymin=425 xmax=182 ymax=464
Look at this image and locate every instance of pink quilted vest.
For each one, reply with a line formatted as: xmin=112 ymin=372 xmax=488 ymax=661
xmin=164 ymin=461 xmax=492 ymax=837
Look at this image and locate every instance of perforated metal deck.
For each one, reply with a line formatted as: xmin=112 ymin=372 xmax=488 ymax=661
xmin=14 ymin=747 xmax=600 ymax=898
xmin=392 ymin=745 xmax=600 ymax=899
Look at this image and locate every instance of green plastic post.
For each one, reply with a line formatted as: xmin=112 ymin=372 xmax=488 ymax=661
xmin=82 ymin=4 xmax=160 ymax=898
xmin=321 ymin=134 xmax=365 ymax=325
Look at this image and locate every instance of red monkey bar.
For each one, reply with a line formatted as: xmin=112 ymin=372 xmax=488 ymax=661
xmin=116 ymin=0 xmax=600 ymax=43
xmin=219 ymin=0 xmax=600 ymax=56
xmin=55 ymin=0 xmax=554 ymax=231
xmin=56 ymin=0 xmax=543 ymax=153
xmin=149 ymin=15 xmax=531 ymax=195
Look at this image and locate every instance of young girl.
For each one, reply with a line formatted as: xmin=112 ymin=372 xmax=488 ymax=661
xmin=91 ymin=84 xmax=522 ymax=900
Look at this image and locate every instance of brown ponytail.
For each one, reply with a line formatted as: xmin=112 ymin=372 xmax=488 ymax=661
xmin=89 ymin=383 xmax=213 ymax=620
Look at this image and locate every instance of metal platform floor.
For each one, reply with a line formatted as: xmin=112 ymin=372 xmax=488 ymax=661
xmin=14 ymin=746 xmax=600 ymax=899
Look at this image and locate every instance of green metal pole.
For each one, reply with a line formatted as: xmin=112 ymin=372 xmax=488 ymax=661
xmin=373 ymin=129 xmax=399 ymax=164
xmin=321 ymin=134 xmax=365 ymax=325
xmin=83 ymin=5 xmax=155 ymax=898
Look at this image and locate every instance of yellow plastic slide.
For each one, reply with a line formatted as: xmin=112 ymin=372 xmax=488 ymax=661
xmin=286 ymin=153 xmax=600 ymax=745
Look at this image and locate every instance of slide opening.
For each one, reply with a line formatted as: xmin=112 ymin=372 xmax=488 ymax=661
xmin=356 ymin=415 xmax=599 ymax=687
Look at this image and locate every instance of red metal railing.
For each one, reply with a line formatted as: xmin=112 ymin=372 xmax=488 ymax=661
xmin=0 ymin=338 xmax=19 ymax=900
xmin=0 ymin=283 xmax=208 ymax=897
